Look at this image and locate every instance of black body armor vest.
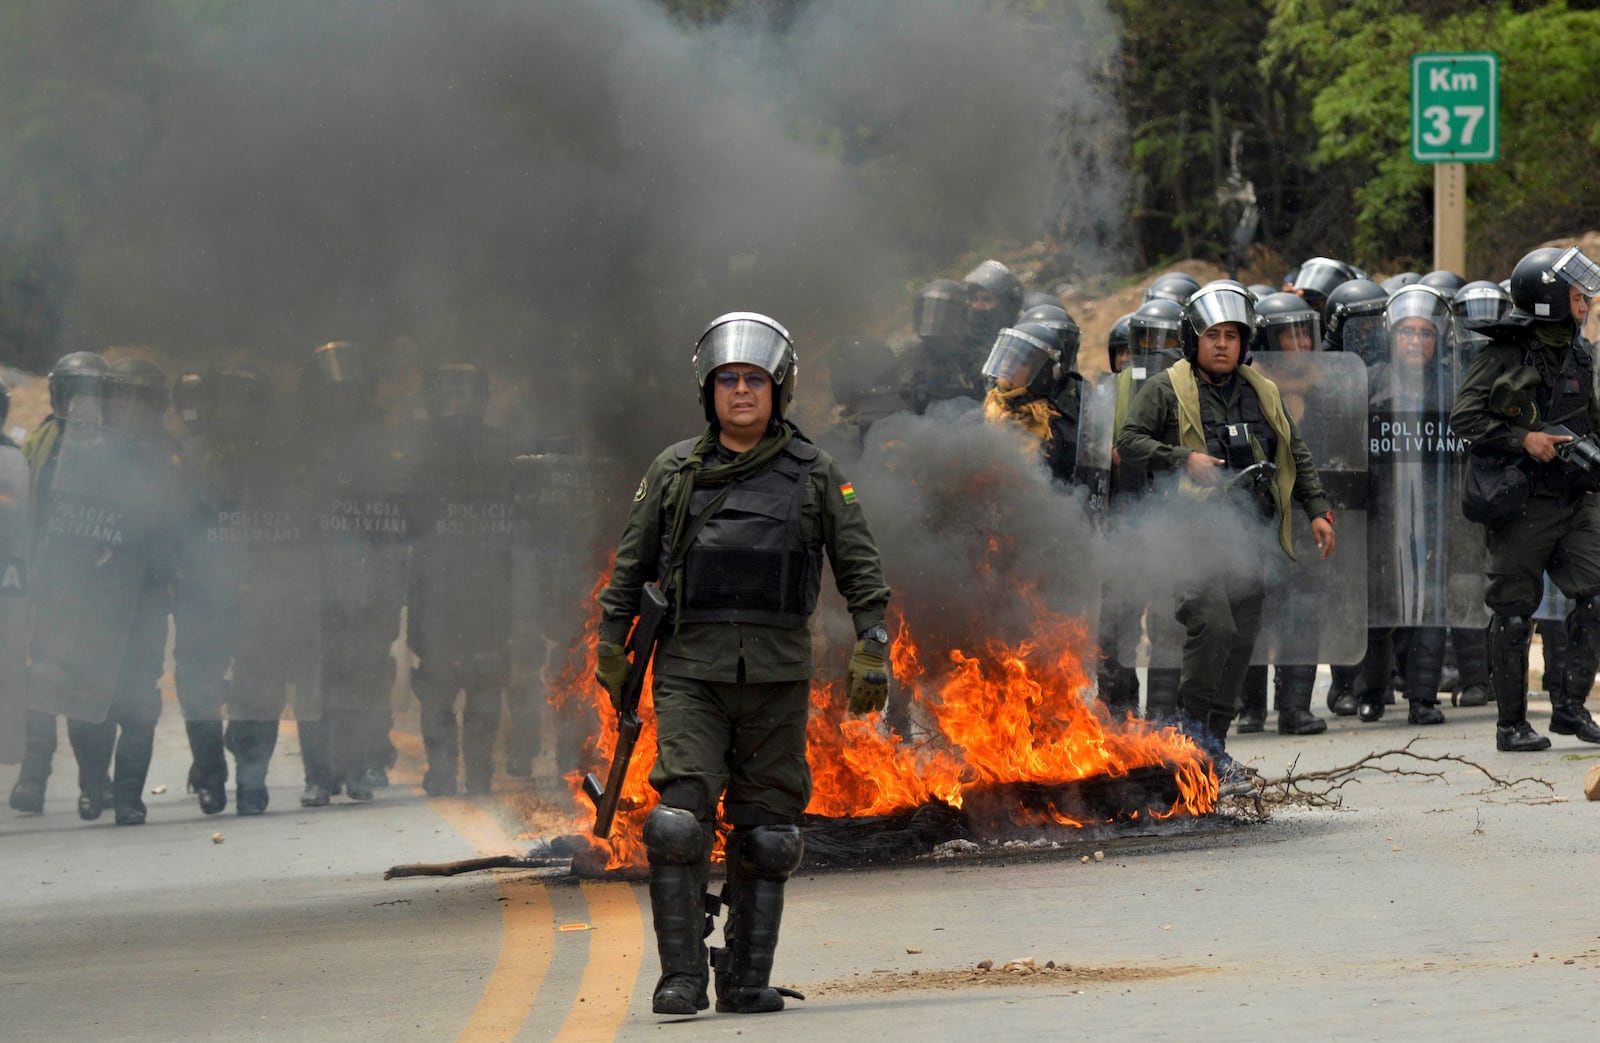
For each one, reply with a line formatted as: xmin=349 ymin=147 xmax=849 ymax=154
xmin=662 ymin=439 xmax=823 ymax=629
xmin=1525 ymin=336 xmax=1599 ymax=495
xmin=1199 ymin=378 xmax=1279 ymax=470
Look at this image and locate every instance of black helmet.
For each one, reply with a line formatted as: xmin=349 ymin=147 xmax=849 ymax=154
xmin=1419 ymin=270 xmax=1467 ymax=301
xmin=1380 ymin=272 xmax=1422 ymax=294
xmin=1454 ymin=280 xmax=1514 ymax=328
xmin=830 ymin=336 xmax=904 ymax=420
xmin=1023 ymin=289 xmax=1060 ymax=312
xmin=693 ymin=312 xmax=797 ymax=424
xmin=963 ymin=259 xmax=1023 ymax=326
xmin=104 ymin=356 xmax=170 ymax=430
xmin=424 ymin=361 xmax=490 ymax=421
xmin=212 ymin=365 xmax=271 ymax=434
xmin=1321 ymin=278 xmax=1388 ymax=355
xmin=1247 ymin=283 xmax=1277 ymax=300
xmin=1019 ymin=303 xmax=1081 ymax=372
xmin=1252 ymin=292 xmax=1321 ymax=354
xmin=912 ymin=279 xmax=969 ymax=340
xmin=1107 ymin=312 xmax=1133 ymax=371
xmin=1509 ymin=245 xmax=1600 ymax=323
xmin=1143 ymin=271 xmax=1201 ymax=305
xmin=1129 ymin=298 xmax=1184 ymax=356
xmin=1182 ymin=280 xmax=1256 ymax=363
xmin=981 ymin=322 xmax=1063 ymax=399
xmin=47 ymin=351 xmax=108 ymax=418
xmin=1293 ymin=257 xmax=1356 ymax=312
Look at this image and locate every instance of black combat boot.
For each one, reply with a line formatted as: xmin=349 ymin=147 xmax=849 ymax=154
xmin=1451 ymin=627 xmax=1491 ymax=706
xmin=1236 ymin=666 xmax=1267 ymax=734
xmin=1327 ymin=664 xmax=1360 ymax=716
xmin=227 ymin=719 xmax=278 ymax=815
xmin=113 ymin=721 xmax=157 ymax=825
xmin=644 ymin=807 xmax=712 ymax=1016
xmin=1144 ymin=668 xmax=1180 ymax=723
xmin=1402 ymin=628 xmax=1447 ymax=726
xmin=1274 ymin=665 xmax=1327 ymax=734
xmin=9 ymin=711 xmax=59 ymax=814
xmin=1550 ymin=595 xmax=1600 ymax=743
xmin=1490 ymin=614 xmax=1550 ymax=751
xmin=186 ymin=720 xmax=229 ymax=815
xmin=715 ymin=826 xmax=805 ymax=1015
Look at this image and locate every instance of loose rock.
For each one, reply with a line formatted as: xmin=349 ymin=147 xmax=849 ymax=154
xmin=1584 ymin=763 xmax=1600 ymax=800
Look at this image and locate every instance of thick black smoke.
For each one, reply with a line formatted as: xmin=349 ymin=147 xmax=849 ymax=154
xmin=49 ymin=0 xmax=1124 ymax=463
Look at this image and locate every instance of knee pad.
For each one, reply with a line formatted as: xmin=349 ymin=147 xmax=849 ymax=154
xmin=736 ymin=825 xmax=804 ymax=881
xmin=1489 ymin=614 xmax=1532 ymax=646
xmin=1569 ymin=593 xmax=1600 ymax=629
xmin=643 ymin=806 xmax=706 ymax=865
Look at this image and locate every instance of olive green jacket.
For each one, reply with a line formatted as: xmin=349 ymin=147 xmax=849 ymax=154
xmin=1114 ymin=360 xmax=1331 ymax=558
xmin=598 ymin=430 xmax=890 ymax=683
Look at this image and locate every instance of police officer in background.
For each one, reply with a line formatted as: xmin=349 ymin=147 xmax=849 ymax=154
xmin=596 ymin=313 xmax=891 ymax=1017
xmin=408 ymin=362 xmax=515 ymax=796
xmin=9 ymin=354 xmax=110 ymax=814
xmin=981 ymin=321 xmax=1080 ymax=485
xmin=1449 ymin=245 xmax=1600 ymax=751
xmin=1116 ymin=281 xmax=1335 ymax=786
xmin=901 ymin=279 xmax=980 ymax=412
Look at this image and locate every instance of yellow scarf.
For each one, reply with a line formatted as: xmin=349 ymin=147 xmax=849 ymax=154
xmin=983 ymin=381 xmax=1057 ymax=444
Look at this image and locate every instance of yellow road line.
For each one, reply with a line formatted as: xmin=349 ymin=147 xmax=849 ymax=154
xmin=554 ymin=881 xmax=647 ymax=1043
xmin=458 ymin=875 xmax=554 ymax=1042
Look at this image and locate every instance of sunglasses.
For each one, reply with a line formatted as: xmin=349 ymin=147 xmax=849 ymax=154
xmin=713 ymin=371 xmax=770 ymax=391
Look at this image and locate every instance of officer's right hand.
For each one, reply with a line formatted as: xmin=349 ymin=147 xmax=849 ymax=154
xmin=595 ymin=642 xmax=629 ymax=712
xmin=847 ymin=639 xmax=891 ymax=715
xmin=1523 ymin=429 xmax=1573 ymax=463
xmin=1184 ymin=451 xmax=1227 ymax=485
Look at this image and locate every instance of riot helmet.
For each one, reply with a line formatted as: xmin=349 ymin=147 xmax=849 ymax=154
xmin=1019 ymin=303 xmax=1082 ymax=373
xmin=693 ymin=312 xmax=796 ymax=424
xmin=424 ymin=361 xmax=491 ymax=421
xmin=1321 ymin=278 xmax=1388 ymax=356
xmin=211 ymin=365 xmax=272 ymax=436
xmin=963 ymin=259 xmax=1024 ymax=327
xmin=912 ymin=279 xmax=969 ymax=340
xmin=830 ymin=336 xmax=904 ymax=424
xmin=1252 ymin=292 xmax=1321 ymax=354
xmin=1023 ymin=289 xmax=1060 ymax=312
xmin=1294 ymin=257 xmax=1355 ymax=312
xmin=303 ymin=341 xmax=374 ymax=426
xmin=1247 ymin=283 xmax=1277 ymax=300
xmin=103 ymin=356 xmax=169 ymax=432
xmin=981 ymin=323 xmax=1062 ymax=399
xmin=1380 ymin=272 xmax=1422 ymax=294
xmin=1454 ymin=280 xmax=1513 ymax=328
xmin=1143 ymin=271 xmax=1201 ymax=305
xmin=1509 ymin=245 xmax=1600 ymax=322
xmin=47 ymin=351 xmax=108 ymax=419
xmin=1107 ymin=312 xmax=1133 ymax=372
xmin=1129 ymin=298 xmax=1184 ymax=356
xmin=1419 ymin=270 xmax=1466 ymax=300
xmin=1383 ymin=284 xmax=1453 ymax=367
xmin=1182 ymin=280 xmax=1255 ymax=366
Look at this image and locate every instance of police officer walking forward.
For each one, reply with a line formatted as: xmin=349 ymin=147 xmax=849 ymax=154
xmin=595 ymin=313 xmax=892 ymax=1017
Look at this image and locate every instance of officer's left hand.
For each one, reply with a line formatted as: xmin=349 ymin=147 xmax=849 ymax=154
xmin=595 ymin=642 xmax=629 ymax=712
xmin=1311 ymin=517 xmax=1335 ymax=559
xmin=846 ymin=639 xmax=891 ymax=715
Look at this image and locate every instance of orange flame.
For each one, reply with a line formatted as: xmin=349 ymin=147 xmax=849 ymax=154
xmin=557 ymin=573 xmax=1217 ymax=870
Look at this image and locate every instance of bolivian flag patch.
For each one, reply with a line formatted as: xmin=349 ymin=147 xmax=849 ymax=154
xmin=839 ymin=482 xmax=857 ymax=504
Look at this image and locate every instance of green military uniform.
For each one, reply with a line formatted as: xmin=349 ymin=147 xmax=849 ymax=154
xmin=599 ymin=423 xmax=889 ymax=823
xmin=1115 ymin=359 xmax=1331 ymax=727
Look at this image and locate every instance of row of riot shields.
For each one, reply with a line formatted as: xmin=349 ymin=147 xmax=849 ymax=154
xmin=1075 ymin=342 xmax=1486 ymax=673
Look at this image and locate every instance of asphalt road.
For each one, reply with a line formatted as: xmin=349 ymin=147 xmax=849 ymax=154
xmin=2 ymin=684 xmax=1598 ymax=1042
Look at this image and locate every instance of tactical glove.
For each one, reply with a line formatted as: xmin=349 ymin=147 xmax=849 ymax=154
xmin=846 ymin=638 xmax=891 ymax=715
xmin=595 ymin=642 xmax=629 ymax=712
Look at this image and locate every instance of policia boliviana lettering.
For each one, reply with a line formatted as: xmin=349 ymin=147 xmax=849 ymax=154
xmin=595 ymin=312 xmax=891 ymax=1018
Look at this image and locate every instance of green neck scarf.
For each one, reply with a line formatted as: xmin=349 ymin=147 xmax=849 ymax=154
xmin=659 ymin=421 xmax=797 ymax=612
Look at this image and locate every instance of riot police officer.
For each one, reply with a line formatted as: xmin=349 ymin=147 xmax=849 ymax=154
xmin=408 ymin=362 xmax=516 ymax=796
xmin=9 ymin=353 xmax=110 ymax=814
xmin=981 ymin=321 xmax=1080 ymax=485
xmin=1449 ymin=245 xmax=1600 ymax=751
xmin=1116 ymin=281 xmax=1335 ymax=786
xmin=596 ymin=312 xmax=890 ymax=1016
xmin=902 ymin=279 xmax=980 ymax=412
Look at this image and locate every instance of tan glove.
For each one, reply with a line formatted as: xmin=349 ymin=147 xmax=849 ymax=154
xmin=846 ymin=638 xmax=891 ymax=715
xmin=595 ymin=641 xmax=629 ymax=712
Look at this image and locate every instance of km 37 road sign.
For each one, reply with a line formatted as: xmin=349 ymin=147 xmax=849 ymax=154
xmin=1412 ymin=52 xmax=1498 ymax=162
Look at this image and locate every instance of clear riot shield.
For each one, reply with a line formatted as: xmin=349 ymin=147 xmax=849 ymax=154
xmin=1075 ymin=374 xmax=1118 ymax=520
xmin=1249 ymin=351 xmax=1369 ymax=664
xmin=26 ymin=403 xmax=167 ymax=723
xmin=1363 ymin=338 xmax=1485 ymax=628
xmin=315 ymin=430 xmax=412 ymax=713
xmin=406 ymin=423 xmax=516 ymax=679
xmin=0 ymin=446 xmax=30 ymax=763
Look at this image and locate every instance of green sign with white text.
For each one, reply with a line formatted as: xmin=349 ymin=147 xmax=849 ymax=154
xmin=1412 ymin=52 xmax=1498 ymax=162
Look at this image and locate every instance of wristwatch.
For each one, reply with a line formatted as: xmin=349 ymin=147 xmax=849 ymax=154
xmin=860 ymin=625 xmax=889 ymax=645
xmin=1321 ymin=511 xmax=1335 ymax=529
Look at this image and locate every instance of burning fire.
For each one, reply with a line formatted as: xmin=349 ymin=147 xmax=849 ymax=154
xmin=556 ymin=572 xmax=1218 ymax=870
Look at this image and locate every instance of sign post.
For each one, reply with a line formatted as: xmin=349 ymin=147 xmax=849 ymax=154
xmin=1411 ymin=52 xmax=1498 ymax=274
